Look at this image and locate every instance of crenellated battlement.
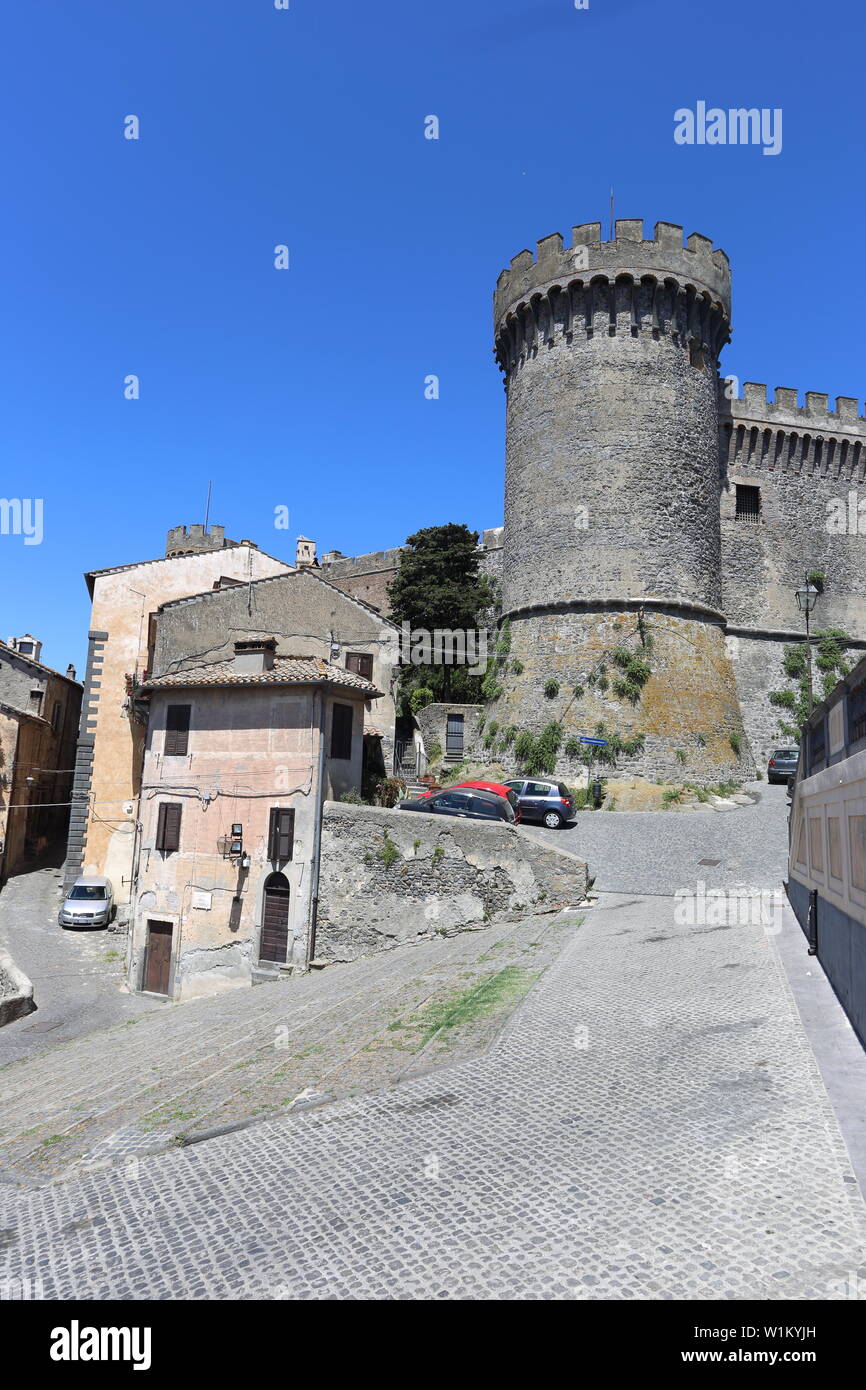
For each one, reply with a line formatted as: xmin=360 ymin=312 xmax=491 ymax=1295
xmin=723 ymin=382 xmax=866 ymax=436
xmin=494 ymin=219 xmax=731 ymax=331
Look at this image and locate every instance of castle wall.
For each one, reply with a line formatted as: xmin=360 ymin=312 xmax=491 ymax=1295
xmin=721 ymin=385 xmax=866 ymax=637
xmin=491 ymin=219 xmax=748 ymax=781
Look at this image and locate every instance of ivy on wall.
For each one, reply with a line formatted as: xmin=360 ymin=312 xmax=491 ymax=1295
xmin=768 ymin=628 xmax=850 ymax=739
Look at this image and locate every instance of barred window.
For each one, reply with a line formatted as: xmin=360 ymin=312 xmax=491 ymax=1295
xmin=734 ymin=484 xmax=761 ymax=523
xmin=847 ymin=681 xmax=866 ymax=746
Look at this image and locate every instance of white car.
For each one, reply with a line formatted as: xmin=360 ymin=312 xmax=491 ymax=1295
xmin=58 ymin=876 xmax=115 ymax=929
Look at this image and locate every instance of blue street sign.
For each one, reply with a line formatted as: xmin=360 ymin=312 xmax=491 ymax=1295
xmin=579 ymin=736 xmax=607 ymax=747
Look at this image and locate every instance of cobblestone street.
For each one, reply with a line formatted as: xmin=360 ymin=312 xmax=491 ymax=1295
xmin=2 ymin=784 xmax=866 ymax=1299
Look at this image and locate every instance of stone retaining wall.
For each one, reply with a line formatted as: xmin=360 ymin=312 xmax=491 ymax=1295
xmin=316 ymin=801 xmax=589 ymax=962
xmin=0 ymin=948 xmax=35 ymax=1027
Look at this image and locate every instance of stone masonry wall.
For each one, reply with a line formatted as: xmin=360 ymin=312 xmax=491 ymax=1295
xmin=316 ymin=801 xmax=588 ymax=963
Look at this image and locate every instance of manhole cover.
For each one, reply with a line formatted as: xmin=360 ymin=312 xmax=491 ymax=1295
xmin=698 ymin=858 xmax=722 ymax=866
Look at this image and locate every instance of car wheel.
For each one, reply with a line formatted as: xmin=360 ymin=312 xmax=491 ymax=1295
xmin=543 ymin=810 xmax=563 ymax=829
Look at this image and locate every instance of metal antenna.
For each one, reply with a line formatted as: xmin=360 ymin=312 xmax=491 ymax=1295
xmin=610 ymin=187 xmax=615 ymax=239
xmin=204 ymin=480 xmax=212 ymax=531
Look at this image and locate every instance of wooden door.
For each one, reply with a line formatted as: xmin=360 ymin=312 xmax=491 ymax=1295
xmin=261 ymin=875 xmax=290 ymax=963
xmin=144 ymin=920 xmax=173 ymax=995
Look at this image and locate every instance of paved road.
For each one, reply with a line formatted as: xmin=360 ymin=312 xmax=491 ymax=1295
xmin=523 ymin=779 xmax=790 ymax=895
xmin=2 ymin=783 xmax=866 ymax=1299
xmin=0 ymin=868 xmax=161 ymax=1065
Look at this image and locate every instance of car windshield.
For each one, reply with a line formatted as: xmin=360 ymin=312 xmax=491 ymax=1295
xmin=774 ymin=749 xmax=797 ymax=758
xmin=68 ymin=885 xmax=107 ymax=900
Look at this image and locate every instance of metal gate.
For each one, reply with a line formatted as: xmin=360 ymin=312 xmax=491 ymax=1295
xmin=446 ymin=713 xmax=464 ymax=756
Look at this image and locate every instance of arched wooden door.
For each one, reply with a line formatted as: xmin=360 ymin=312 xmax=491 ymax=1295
xmin=260 ymin=872 xmax=290 ymax=963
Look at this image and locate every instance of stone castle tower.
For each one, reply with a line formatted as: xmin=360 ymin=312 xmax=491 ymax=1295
xmin=491 ymin=219 xmax=750 ymax=780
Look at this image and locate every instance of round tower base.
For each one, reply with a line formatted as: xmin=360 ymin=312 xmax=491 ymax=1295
xmin=492 ymin=606 xmax=755 ymax=786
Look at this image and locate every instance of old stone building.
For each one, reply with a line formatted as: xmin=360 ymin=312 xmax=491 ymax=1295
xmin=150 ymin=566 xmax=399 ymax=773
xmin=131 ymin=644 xmax=378 ymax=1000
xmin=315 ymin=219 xmax=866 ymax=779
xmin=65 ymin=523 xmax=293 ymax=906
xmin=0 ymin=636 xmax=82 ymax=885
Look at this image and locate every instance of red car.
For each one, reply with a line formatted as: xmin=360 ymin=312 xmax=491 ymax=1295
xmin=418 ymin=779 xmax=521 ymax=821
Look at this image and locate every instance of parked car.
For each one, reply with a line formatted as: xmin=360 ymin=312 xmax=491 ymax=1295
xmin=767 ymin=747 xmax=799 ymax=784
xmin=398 ymin=787 xmax=515 ymax=822
xmin=58 ymin=876 xmax=115 ymax=929
xmin=504 ymin=779 xmax=576 ymax=829
xmin=416 ymin=779 xmax=521 ymax=820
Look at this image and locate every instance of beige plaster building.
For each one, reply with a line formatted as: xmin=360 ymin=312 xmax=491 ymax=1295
xmin=131 ymin=644 xmax=378 ymax=1000
xmin=0 ymin=636 xmax=82 ymax=886
xmin=65 ymin=524 xmax=293 ymax=905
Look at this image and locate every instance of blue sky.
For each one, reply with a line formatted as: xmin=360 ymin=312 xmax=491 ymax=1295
xmin=1 ymin=0 xmax=863 ymax=674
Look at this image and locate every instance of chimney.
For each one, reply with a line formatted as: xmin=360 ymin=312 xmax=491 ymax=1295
xmin=295 ymin=536 xmax=317 ymax=567
xmin=66 ymin=664 xmax=76 ymax=681
xmin=233 ymin=638 xmax=277 ymax=674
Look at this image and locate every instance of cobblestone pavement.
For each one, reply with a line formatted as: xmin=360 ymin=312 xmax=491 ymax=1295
xmin=0 ymin=867 xmax=161 ymax=1065
xmin=0 ymin=910 xmax=578 ymax=1185
xmin=2 ymin=783 xmax=865 ymax=1299
xmin=523 ymin=780 xmax=790 ymax=895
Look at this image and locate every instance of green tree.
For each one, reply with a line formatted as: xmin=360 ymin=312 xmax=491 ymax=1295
xmin=388 ymin=523 xmax=493 ymax=702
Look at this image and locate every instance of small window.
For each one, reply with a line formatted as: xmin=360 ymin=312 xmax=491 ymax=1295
xmin=268 ymin=807 xmax=295 ymax=863
xmin=164 ymin=705 xmax=191 ymax=756
xmin=848 ymin=680 xmax=866 ymax=746
xmin=689 ymin=341 xmax=705 ymax=370
xmin=735 ymin=484 xmax=761 ymax=523
xmin=29 ymin=689 xmax=43 ymax=712
xmin=155 ymin=802 xmax=182 ymax=853
xmin=345 ymin=652 xmax=373 ymax=682
xmin=526 ymin=781 xmax=553 ymax=797
xmin=330 ymin=703 xmax=354 ymax=760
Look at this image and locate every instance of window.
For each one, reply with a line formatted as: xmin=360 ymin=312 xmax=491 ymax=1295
xmin=470 ymin=796 xmax=499 ymax=819
xmin=164 ymin=704 xmax=191 ymax=756
xmin=268 ymin=808 xmax=295 ymax=863
xmin=330 ymin=703 xmax=353 ymax=760
xmin=734 ymin=484 xmax=761 ymax=523
xmin=848 ymin=680 xmax=866 ymax=746
xmin=345 ymin=652 xmax=373 ymax=682
xmin=51 ymin=701 xmax=62 ymax=732
xmin=18 ymin=642 xmax=33 ymax=655
xmin=809 ymin=720 xmax=826 ymax=772
xmin=526 ymin=781 xmax=553 ymax=796
xmin=29 ymin=689 xmax=43 ymax=713
xmin=155 ymin=802 xmax=182 ymax=853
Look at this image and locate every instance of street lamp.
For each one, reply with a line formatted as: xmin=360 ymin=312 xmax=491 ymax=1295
xmin=795 ymin=578 xmax=820 ymax=715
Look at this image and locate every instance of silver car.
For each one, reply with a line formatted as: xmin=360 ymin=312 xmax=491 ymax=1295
xmin=59 ymin=876 xmax=115 ymax=929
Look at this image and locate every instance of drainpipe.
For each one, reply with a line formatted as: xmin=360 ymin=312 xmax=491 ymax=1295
xmin=306 ymin=686 xmax=328 ymax=966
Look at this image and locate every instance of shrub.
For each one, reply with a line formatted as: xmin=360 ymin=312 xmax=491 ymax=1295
xmin=511 ymin=659 xmax=524 ymax=675
xmin=729 ymin=732 xmax=742 ymax=756
xmin=544 ymin=679 xmax=560 ymax=699
xmin=409 ymin=686 xmax=434 ymax=714
xmin=338 ymin=787 xmax=364 ymax=804
xmin=564 ymin=736 xmax=581 ymax=757
xmin=432 ymin=844 xmax=444 ymax=866
xmin=675 ymin=749 xmax=687 ymax=765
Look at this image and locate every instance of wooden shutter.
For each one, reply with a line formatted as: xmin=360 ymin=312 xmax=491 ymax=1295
xmin=156 ymin=802 xmax=182 ymax=852
xmin=345 ymin=652 xmax=373 ymax=682
xmin=330 ymin=703 xmax=353 ymax=760
xmin=268 ymin=807 xmax=295 ymax=862
xmin=165 ymin=704 xmax=191 ymax=756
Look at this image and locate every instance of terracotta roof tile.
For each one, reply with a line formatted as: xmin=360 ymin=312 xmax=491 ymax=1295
xmin=142 ymin=654 xmax=381 ymax=695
